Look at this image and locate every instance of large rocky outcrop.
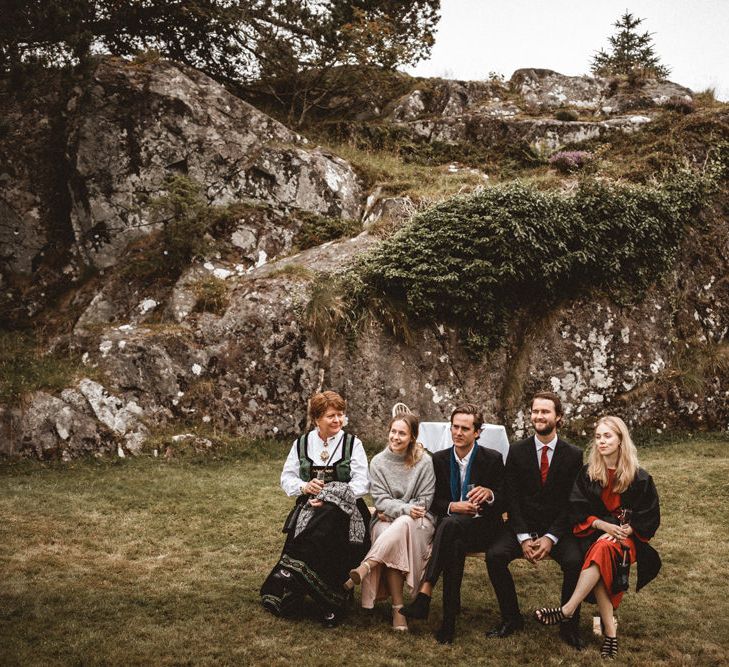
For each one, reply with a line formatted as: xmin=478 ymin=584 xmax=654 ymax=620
xmin=389 ymin=69 xmax=692 ymax=120
xmin=0 ymin=62 xmax=693 ymax=296
xmin=66 ymin=58 xmax=363 ymax=269
xmin=0 ymin=59 xmax=726 ymax=459
xmin=401 ymin=113 xmax=652 ymax=155
xmin=364 ymin=69 xmax=693 ymax=156
xmin=510 ymin=68 xmax=693 ymax=114
xmin=0 ymin=57 xmax=365 ymax=326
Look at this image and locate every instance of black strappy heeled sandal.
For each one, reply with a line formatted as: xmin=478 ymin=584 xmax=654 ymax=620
xmin=601 ymin=636 xmax=618 ymax=659
xmin=535 ymin=606 xmax=571 ymax=626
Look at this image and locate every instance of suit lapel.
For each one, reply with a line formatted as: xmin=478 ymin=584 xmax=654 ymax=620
xmin=525 ymin=438 xmax=542 ymax=488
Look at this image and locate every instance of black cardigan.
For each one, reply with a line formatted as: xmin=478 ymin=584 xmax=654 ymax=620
xmin=570 ymin=465 xmax=662 ymax=591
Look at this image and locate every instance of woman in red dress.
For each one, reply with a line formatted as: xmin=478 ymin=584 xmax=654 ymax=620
xmin=535 ymin=416 xmax=661 ymax=659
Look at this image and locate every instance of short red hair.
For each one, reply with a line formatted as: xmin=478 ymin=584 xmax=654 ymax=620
xmin=308 ymin=390 xmax=346 ymax=422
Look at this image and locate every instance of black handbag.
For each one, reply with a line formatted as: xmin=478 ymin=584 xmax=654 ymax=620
xmin=612 ymin=545 xmax=631 ymax=593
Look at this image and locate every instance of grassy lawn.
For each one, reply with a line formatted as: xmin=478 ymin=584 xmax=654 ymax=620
xmin=1 ymin=438 xmax=728 ymax=666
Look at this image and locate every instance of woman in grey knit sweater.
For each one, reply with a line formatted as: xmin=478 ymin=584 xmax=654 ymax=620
xmin=347 ymin=414 xmax=436 ymax=631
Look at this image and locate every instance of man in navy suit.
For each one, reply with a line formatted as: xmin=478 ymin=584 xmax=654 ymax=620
xmin=401 ymin=403 xmax=505 ymax=644
xmin=485 ymin=391 xmax=585 ymax=649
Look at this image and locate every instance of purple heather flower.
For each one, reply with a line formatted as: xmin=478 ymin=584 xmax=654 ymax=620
xmin=549 ymin=150 xmax=593 ymax=173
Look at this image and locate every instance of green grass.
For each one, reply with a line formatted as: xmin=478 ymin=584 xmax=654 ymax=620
xmin=0 ymin=331 xmax=84 ymax=405
xmin=1 ymin=439 xmax=728 ymax=666
xmin=264 ymin=263 xmax=317 ymax=281
xmin=292 ymin=213 xmax=363 ymax=251
xmin=191 ymin=276 xmax=230 ymax=315
xmin=321 ymin=141 xmax=490 ymax=202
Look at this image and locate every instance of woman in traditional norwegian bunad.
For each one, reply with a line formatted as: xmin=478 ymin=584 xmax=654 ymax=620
xmin=260 ymin=390 xmax=371 ymax=627
xmin=346 ymin=413 xmax=436 ymax=632
xmin=535 ymin=415 xmax=661 ymax=659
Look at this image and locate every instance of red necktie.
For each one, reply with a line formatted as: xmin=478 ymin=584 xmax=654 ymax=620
xmin=540 ymin=446 xmax=550 ymax=485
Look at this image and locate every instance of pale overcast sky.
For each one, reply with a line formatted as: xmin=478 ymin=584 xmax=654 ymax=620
xmin=405 ymin=0 xmax=729 ymax=101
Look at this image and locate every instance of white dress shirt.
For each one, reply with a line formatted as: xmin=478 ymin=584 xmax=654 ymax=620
xmin=516 ymin=434 xmax=559 ymax=545
xmin=280 ymin=430 xmax=370 ymax=498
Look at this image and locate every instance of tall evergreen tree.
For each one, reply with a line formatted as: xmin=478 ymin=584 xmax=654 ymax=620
xmin=591 ymin=12 xmax=670 ymax=79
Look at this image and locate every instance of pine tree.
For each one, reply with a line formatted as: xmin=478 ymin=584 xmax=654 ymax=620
xmin=591 ymin=12 xmax=670 ymax=79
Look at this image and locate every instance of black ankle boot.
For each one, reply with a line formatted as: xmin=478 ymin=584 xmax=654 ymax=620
xmin=400 ymin=592 xmax=431 ymax=620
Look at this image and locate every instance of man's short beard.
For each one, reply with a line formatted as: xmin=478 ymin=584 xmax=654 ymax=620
xmin=534 ymin=423 xmax=556 ymax=436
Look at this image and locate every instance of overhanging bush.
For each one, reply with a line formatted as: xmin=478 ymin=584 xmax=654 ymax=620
xmin=344 ymin=168 xmax=715 ymax=354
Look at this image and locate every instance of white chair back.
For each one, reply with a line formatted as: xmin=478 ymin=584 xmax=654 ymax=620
xmin=391 ymin=402 xmax=413 ymax=417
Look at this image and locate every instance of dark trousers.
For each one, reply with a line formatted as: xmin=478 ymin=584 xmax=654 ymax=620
xmin=486 ymin=529 xmax=583 ymax=628
xmin=425 ymin=514 xmax=492 ymax=622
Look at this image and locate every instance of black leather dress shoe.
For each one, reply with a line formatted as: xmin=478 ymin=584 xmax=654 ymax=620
xmin=435 ymin=620 xmax=456 ymax=645
xmin=261 ymin=597 xmax=280 ymax=616
xmin=401 ymin=592 xmax=431 ymax=620
xmin=559 ymin=625 xmax=585 ymax=650
xmin=486 ymin=617 xmax=525 ymax=638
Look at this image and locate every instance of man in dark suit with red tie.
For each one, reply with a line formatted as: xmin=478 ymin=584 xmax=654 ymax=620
xmin=485 ymin=391 xmax=585 ymax=649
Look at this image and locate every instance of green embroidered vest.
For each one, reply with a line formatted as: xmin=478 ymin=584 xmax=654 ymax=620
xmin=297 ymin=432 xmax=355 ymax=483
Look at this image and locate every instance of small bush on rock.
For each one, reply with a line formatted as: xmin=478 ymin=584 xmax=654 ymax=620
xmin=663 ymin=96 xmax=694 ymax=114
xmin=555 ymin=109 xmax=580 ymax=122
xmin=121 ymin=175 xmax=241 ymax=285
xmin=152 ymin=175 xmax=214 ymax=273
xmin=549 ymin=150 xmax=593 ymax=173
xmin=192 ymin=277 xmax=229 ymax=315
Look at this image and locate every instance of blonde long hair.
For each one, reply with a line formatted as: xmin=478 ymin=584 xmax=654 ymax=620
xmin=587 ymin=415 xmax=639 ymax=493
xmin=388 ymin=414 xmax=424 ymax=468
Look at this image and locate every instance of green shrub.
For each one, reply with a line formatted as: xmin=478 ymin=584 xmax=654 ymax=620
xmin=343 ymin=168 xmax=715 ymax=355
xmin=153 ymin=175 xmax=214 ymax=273
xmin=120 ymin=176 xmax=253 ymax=285
xmin=121 ymin=175 xmax=214 ymax=284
